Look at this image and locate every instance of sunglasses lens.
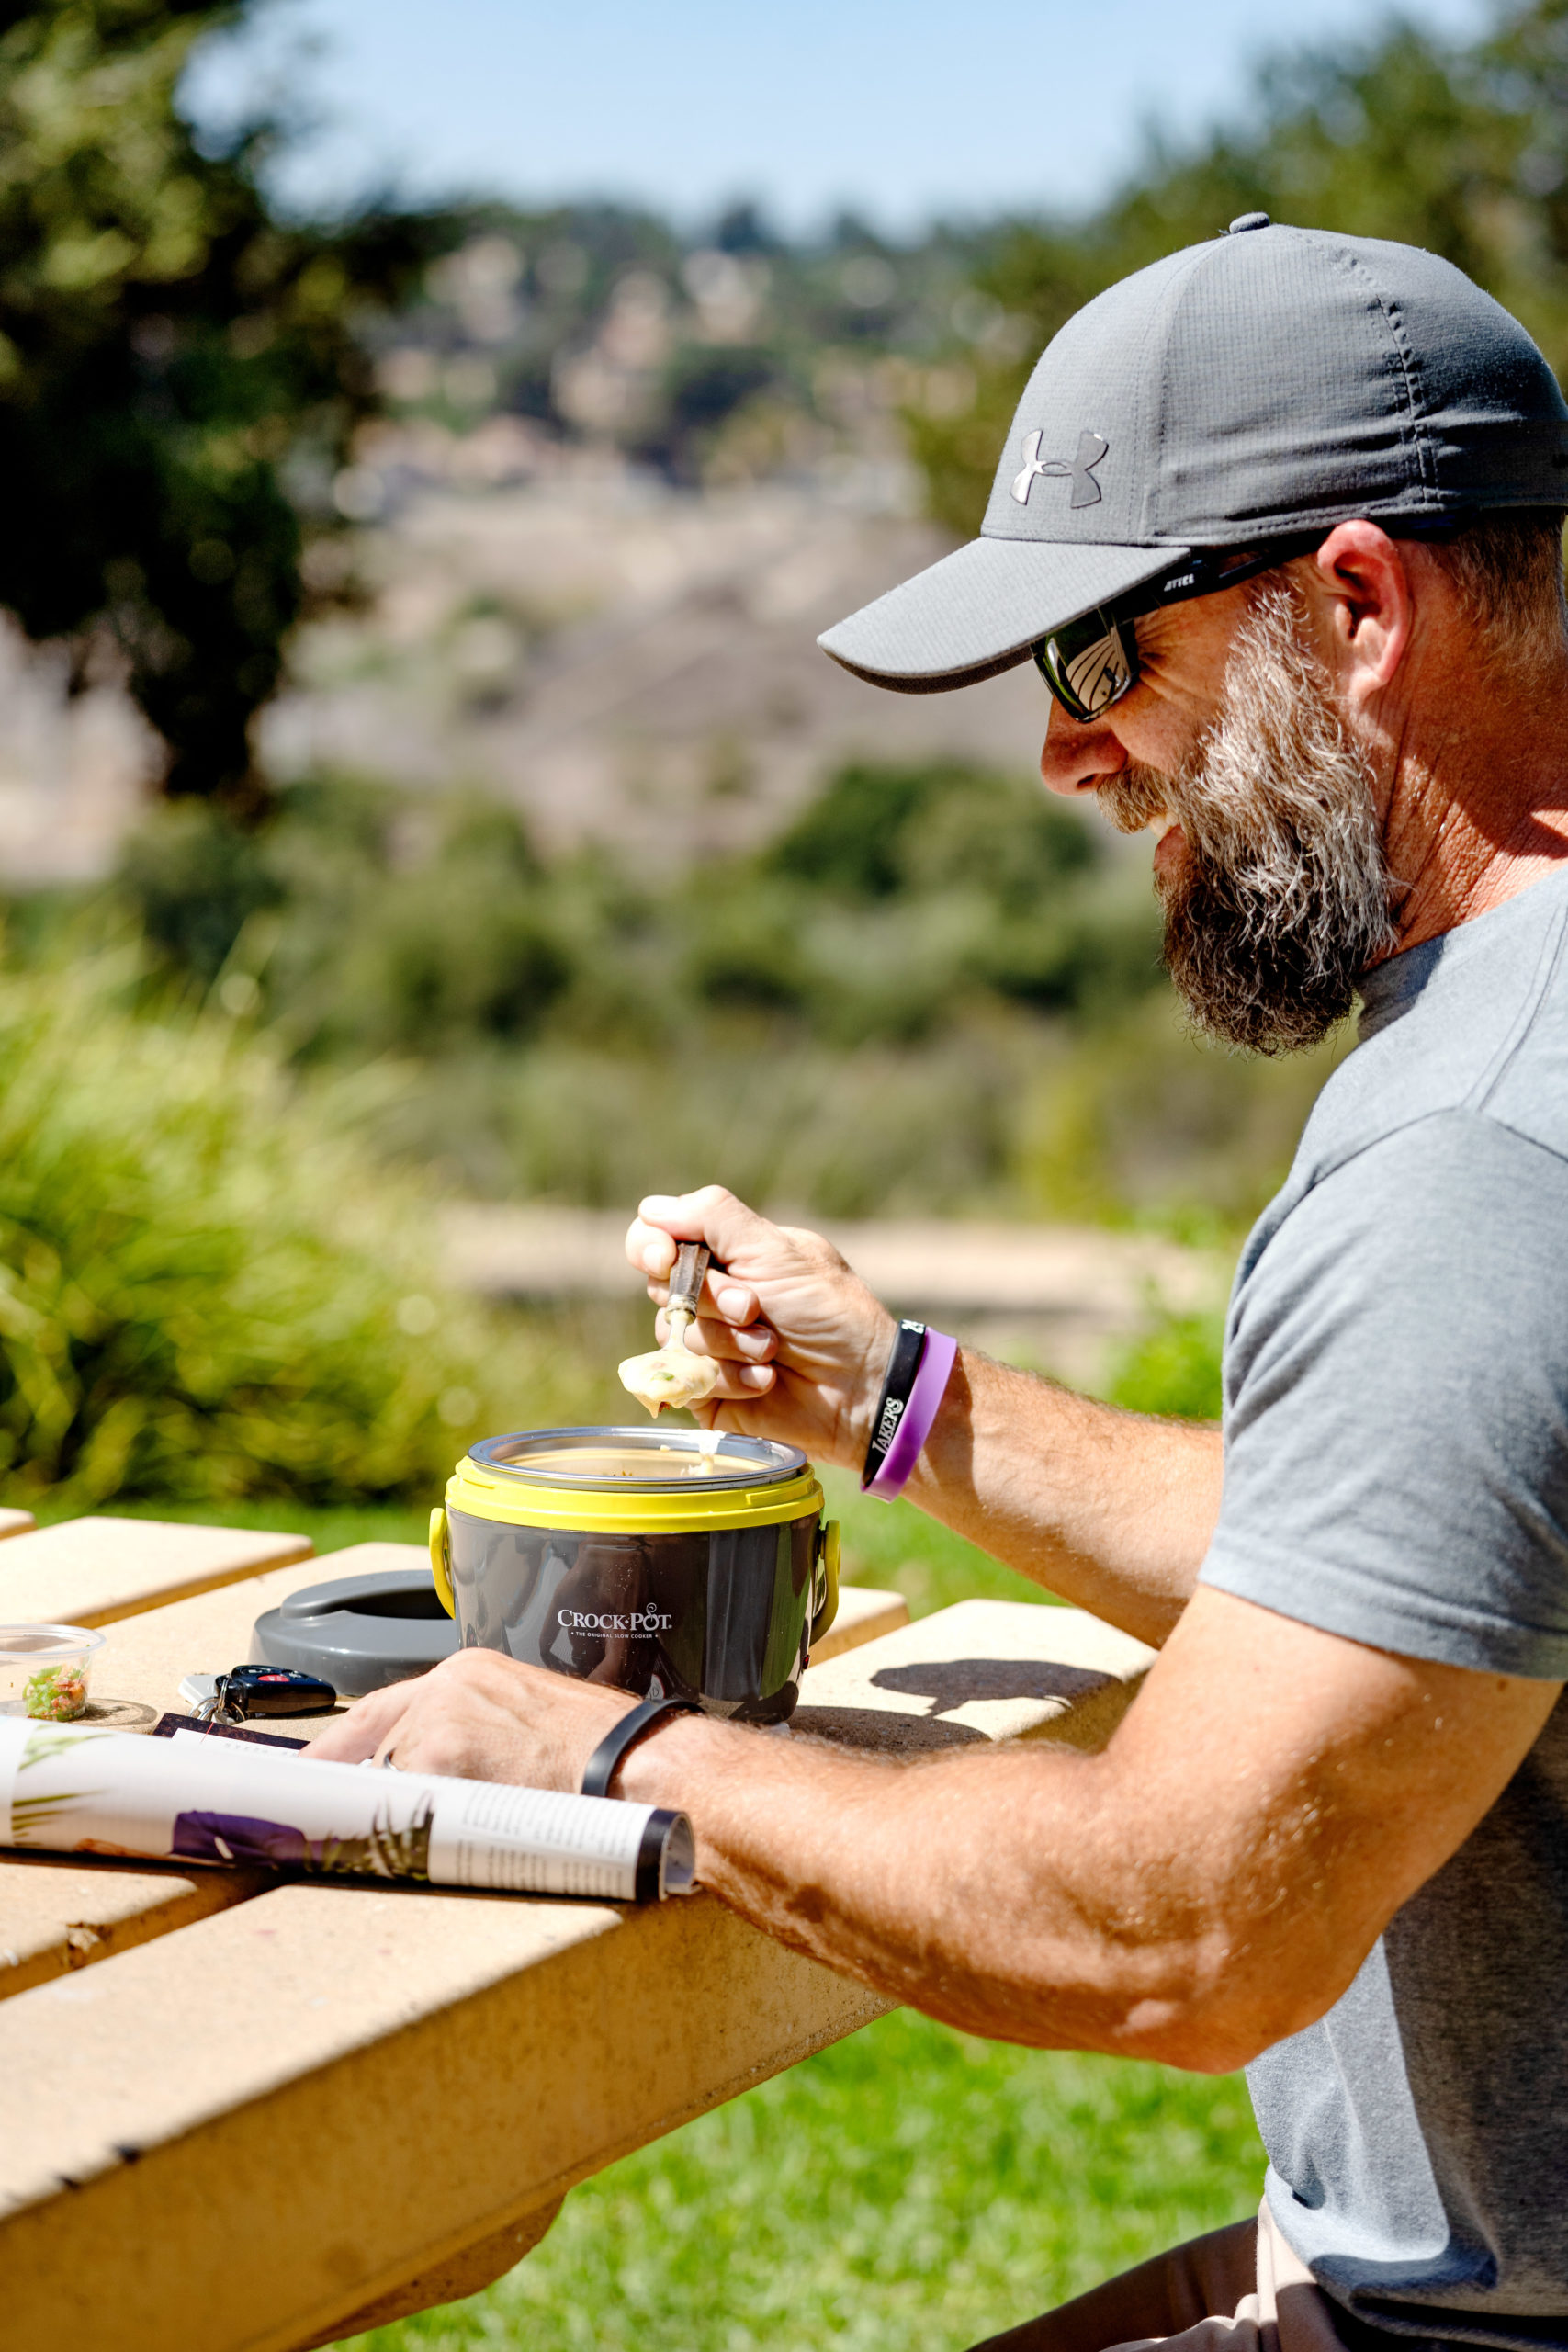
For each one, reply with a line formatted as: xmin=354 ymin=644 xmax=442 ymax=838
xmin=1035 ymin=612 xmax=1137 ymax=719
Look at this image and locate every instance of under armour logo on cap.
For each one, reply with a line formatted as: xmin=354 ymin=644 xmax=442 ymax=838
xmin=1010 ymin=428 xmax=1110 ymax=509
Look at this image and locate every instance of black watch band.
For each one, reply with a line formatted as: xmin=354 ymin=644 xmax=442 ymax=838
xmin=581 ymin=1693 xmax=701 ymax=1800
xmin=861 ymin=1319 xmax=929 ymax=1490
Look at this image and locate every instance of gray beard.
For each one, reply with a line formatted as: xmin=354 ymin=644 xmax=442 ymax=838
xmin=1096 ymin=578 xmax=1400 ymax=1054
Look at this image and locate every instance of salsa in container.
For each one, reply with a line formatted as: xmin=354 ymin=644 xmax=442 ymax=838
xmin=0 ymin=1624 xmax=106 ymax=1720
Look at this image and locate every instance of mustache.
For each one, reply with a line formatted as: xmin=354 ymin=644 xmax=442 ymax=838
xmin=1096 ymin=765 xmax=1172 ymax=836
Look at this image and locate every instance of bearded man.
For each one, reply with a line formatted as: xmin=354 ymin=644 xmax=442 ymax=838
xmin=315 ymin=221 xmax=1568 ymax=2352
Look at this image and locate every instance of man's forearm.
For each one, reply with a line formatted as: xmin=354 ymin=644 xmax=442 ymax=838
xmin=903 ymin=1350 xmax=1224 ymax=1645
xmin=311 ymin=1586 xmax=1551 ymax=2081
xmin=615 ymin=1588 xmax=1551 ymax=2077
xmin=611 ymin=1712 xmax=1241 ymax=2060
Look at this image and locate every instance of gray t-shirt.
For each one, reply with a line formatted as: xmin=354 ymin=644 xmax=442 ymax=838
xmin=1201 ymin=866 xmax=1568 ymax=2348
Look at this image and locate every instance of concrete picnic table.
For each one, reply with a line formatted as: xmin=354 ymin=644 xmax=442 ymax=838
xmin=0 ymin=1512 xmax=1154 ymax=2352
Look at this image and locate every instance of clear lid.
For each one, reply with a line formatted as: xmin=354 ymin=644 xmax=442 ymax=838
xmin=469 ymin=1426 xmax=808 ymax=1493
xmin=0 ymin=1623 xmax=106 ymax=1659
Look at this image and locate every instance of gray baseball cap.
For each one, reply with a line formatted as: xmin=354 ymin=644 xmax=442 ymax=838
xmin=818 ymin=216 xmax=1568 ymax=695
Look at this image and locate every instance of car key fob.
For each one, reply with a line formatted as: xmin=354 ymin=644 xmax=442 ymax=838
xmin=218 ymin=1665 xmax=337 ymax=1719
xmin=184 ymin=1665 xmax=338 ymax=1724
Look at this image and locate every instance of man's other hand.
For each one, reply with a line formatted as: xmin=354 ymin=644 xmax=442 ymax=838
xmin=303 ymin=1646 xmax=640 ymax=1784
xmin=625 ymin=1185 xmax=897 ymax=1467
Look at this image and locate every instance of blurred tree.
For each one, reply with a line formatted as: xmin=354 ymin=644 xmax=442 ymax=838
xmin=0 ymin=0 xmax=449 ymax=811
xmin=635 ymin=343 xmax=781 ymax=481
xmin=768 ymin=757 xmax=1092 ymax=902
xmin=911 ymin=3 xmax=1568 ymax=531
xmin=711 ymin=199 xmax=780 ymax=255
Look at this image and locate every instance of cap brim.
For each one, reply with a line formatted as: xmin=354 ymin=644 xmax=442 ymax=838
xmin=818 ymin=535 xmax=1190 ymax=695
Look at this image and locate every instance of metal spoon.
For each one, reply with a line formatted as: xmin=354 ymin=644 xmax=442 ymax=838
xmin=619 ymin=1241 xmax=722 ymax=1417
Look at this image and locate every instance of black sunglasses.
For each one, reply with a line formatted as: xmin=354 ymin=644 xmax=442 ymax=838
xmin=1032 ymin=536 xmax=1327 ymax=723
xmin=1032 ymin=513 xmax=1476 ymax=724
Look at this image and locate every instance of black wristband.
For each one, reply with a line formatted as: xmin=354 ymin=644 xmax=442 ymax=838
xmin=581 ymin=1693 xmax=701 ymax=1800
xmin=861 ymin=1319 xmax=929 ymax=1490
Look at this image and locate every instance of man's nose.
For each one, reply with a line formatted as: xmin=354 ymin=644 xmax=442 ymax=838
xmin=1038 ymin=700 xmax=1129 ymax=797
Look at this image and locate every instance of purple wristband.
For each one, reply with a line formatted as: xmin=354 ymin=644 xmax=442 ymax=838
xmin=863 ymin=1329 xmax=957 ymax=1499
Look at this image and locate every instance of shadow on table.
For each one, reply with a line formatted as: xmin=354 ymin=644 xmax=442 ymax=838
xmin=870 ymin=1658 xmax=1112 ymax=1718
xmin=792 ymin=1658 xmax=1126 ymax=1754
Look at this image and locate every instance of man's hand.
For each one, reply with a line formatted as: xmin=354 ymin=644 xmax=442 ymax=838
xmin=626 ymin=1185 xmax=897 ymax=1466
xmin=304 ymin=1648 xmax=640 ymax=1785
xmin=625 ymin=1180 xmax=1223 ymax=1643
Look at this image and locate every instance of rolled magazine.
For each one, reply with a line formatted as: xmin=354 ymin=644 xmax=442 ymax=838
xmin=0 ymin=1718 xmax=696 ymax=1904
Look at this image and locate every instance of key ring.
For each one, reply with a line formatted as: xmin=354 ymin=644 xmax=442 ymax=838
xmin=191 ymin=1677 xmax=243 ymax=1730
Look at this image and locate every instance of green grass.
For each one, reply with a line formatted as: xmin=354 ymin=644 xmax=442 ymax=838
xmin=1106 ymin=1312 xmax=1224 ymax=1426
xmin=335 ymin=2012 xmax=1263 ymax=2352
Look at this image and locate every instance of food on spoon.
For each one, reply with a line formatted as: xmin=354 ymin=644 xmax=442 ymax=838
xmin=618 ymin=1343 xmax=719 ymax=1417
xmin=619 ymin=1237 xmax=722 ymax=1418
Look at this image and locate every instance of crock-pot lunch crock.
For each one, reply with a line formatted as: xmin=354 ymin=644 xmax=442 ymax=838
xmin=429 ymin=1428 xmax=840 ymax=1724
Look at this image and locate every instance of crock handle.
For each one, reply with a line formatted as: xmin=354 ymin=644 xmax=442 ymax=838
xmin=810 ymin=1518 xmax=840 ymax=1647
xmin=429 ymin=1505 xmax=456 ymax=1617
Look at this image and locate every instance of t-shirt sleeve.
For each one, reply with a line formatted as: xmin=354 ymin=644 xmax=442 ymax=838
xmin=1200 ymin=1108 xmax=1568 ymax=1679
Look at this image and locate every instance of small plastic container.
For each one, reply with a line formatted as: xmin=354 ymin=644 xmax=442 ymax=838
xmin=0 ymin=1624 xmax=106 ymax=1721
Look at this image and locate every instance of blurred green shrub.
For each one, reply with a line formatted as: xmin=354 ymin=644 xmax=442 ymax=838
xmin=1108 ymin=1310 xmax=1226 ymax=1423
xmin=720 ymin=758 xmax=1163 ymax=1041
xmin=0 ymin=946 xmax=570 ymax=1510
xmin=1011 ymin=993 xmax=1349 ymax=1235
xmin=378 ymin=1027 xmax=1032 ymax=1218
xmin=299 ymin=866 xmax=572 ymax=1057
xmin=118 ymin=783 xmax=581 ymax=1057
xmin=767 ymin=756 xmax=1092 ymax=910
xmin=681 ymin=877 xmax=815 ymax=1019
xmin=119 ymin=800 xmax=285 ymax=980
xmin=117 ymin=758 xmax=1166 ymax=1056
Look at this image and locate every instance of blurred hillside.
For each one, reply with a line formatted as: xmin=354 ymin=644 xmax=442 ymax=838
xmin=248 ymin=198 xmax=1055 ymax=864
xmin=348 ymin=198 xmax=1015 ymax=492
xmin=15 ymin=3 xmax=1568 ymax=874
xmin=0 ymin=181 xmax=1043 ymax=875
xmin=263 ymin=476 xmax=1045 ymax=869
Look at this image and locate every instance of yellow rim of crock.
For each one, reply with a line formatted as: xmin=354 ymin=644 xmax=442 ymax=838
xmin=444 ymin=1453 xmax=825 ymax=1538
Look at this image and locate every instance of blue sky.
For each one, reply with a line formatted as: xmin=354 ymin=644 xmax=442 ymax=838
xmin=187 ymin=0 xmax=1494 ymax=235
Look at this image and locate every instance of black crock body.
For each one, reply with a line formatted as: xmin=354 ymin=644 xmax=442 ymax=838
xmin=434 ymin=1429 xmax=840 ymax=1725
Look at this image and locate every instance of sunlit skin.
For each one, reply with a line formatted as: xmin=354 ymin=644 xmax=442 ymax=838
xmin=310 ymin=522 xmax=1568 ymax=2070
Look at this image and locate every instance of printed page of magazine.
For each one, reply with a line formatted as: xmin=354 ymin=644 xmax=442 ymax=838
xmin=0 ymin=1718 xmax=696 ymax=1904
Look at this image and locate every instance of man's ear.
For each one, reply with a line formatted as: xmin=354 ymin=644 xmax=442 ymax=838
xmin=1309 ymin=521 xmax=1415 ymax=706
